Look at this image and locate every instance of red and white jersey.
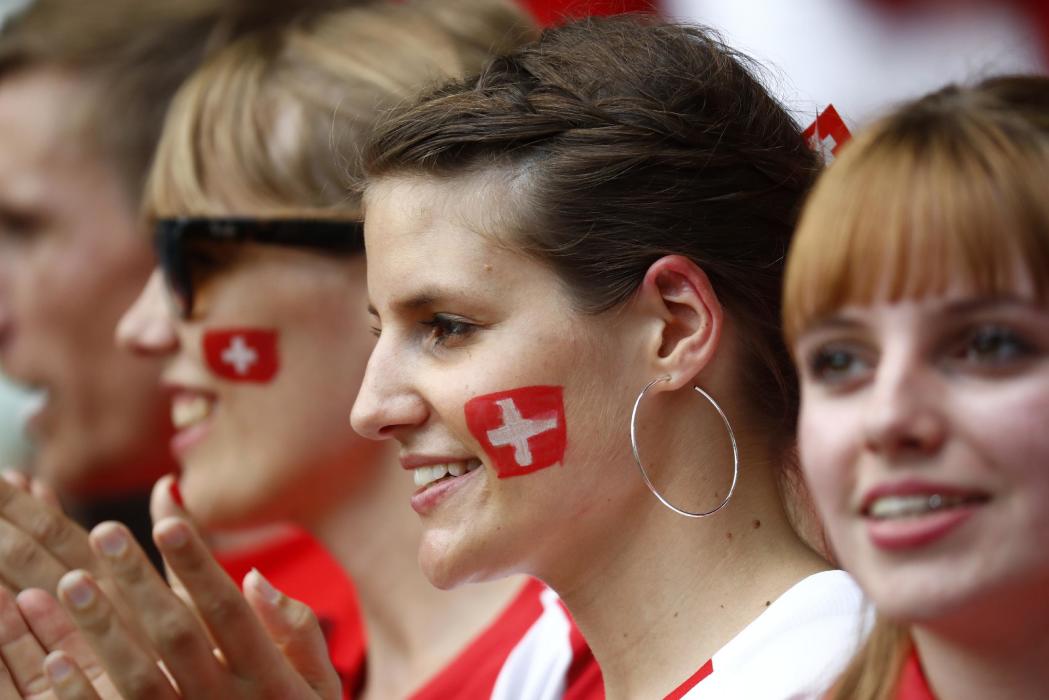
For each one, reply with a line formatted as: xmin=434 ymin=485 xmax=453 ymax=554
xmin=668 ymin=570 xmax=871 ymax=700
xmin=411 ymin=579 xmax=603 ymax=700
xmin=893 ymin=648 xmax=935 ymax=700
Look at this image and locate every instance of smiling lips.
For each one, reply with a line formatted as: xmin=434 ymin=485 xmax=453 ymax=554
xmin=412 ymin=459 xmax=483 ymax=488
xmin=860 ymin=481 xmax=990 ymax=551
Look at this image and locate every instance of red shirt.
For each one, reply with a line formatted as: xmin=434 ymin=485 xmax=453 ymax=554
xmin=895 ymin=648 xmax=936 ymax=700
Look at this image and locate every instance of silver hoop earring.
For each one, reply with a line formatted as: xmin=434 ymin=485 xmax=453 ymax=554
xmin=630 ymin=376 xmax=740 ymax=518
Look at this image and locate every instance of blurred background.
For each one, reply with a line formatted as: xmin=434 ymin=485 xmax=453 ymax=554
xmin=0 ymin=0 xmax=32 ymax=468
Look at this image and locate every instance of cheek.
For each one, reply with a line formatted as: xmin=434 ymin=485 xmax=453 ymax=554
xmin=465 ymin=385 xmax=567 ymax=478
xmin=957 ymin=378 xmax=1049 ymax=496
xmin=798 ymin=392 xmax=859 ymax=513
xmin=202 ymin=328 xmax=280 ymax=383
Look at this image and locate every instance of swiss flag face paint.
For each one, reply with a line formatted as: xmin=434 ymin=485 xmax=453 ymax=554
xmin=202 ymin=329 xmax=279 ymax=383
xmin=803 ymin=104 xmax=852 ymax=160
xmin=464 ymin=385 xmax=566 ymax=479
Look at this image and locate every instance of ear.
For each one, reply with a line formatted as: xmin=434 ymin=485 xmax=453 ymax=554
xmin=635 ymin=255 xmax=723 ymax=392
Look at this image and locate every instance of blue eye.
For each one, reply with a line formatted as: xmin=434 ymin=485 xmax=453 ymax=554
xmin=807 ymin=344 xmax=874 ymax=387
xmin=956 ymin=325 xmax=1033 ymax=366
xmin=420 ymin=313 xmax=477 ymax=347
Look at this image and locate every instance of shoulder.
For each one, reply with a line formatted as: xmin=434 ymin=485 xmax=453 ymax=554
xmin=687 ymin=570 xmax=872 ymax=700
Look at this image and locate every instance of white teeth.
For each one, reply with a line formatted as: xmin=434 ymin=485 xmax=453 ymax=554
xmin=171 ymin=396 xmax=212 ymax=430
xmin=413 ymin=464 xmax=449 ymax=487
xmin=868 ymin=494 xmax=967 ymax=519
xmin=412 ymin=460 xmax=482 ymax=489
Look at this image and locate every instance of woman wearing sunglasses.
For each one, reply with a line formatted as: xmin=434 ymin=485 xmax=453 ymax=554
xmin=784 ymin=76 xmax=1049 ymax=700
xmin=0 ymin=1 xmax=609 ymax=698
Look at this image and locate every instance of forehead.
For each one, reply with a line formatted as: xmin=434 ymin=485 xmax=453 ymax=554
xmin=363 ymin=172 xmax=539 ymax=308
xmin=0 ymin=67 xmax=93 ymax=161
xmin=0 ymin=69 xmax=102 ymax=198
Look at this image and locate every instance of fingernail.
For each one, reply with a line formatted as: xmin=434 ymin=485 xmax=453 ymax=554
xmin=45 ymin=652 xmax=73 ymax=683
xmin=64 ymin=573 xmax=95 ymax=610
xmin=169 ymin=478 xmax=184 ymax=508
xmin=96 ymin=525 xmax=128 ymax=558
xmin=155 ymin=519 xmax=189 ymax=549
xmin=250 ymin=568 xmax=281 ymax=606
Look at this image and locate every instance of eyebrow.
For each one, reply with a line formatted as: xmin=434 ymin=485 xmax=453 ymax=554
xmin=938 ymin=296 xmax=1039 ymax=316
xmin=367 ymin=287 xmax=468 ymax=318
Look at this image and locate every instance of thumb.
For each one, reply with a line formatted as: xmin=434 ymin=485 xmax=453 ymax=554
xmin=150 ymin=474 xmax=186 ymax=522
xmin=151 ymin=476 xmax=193 ymax=607
xmin=244 ymin=568 xmax=342 ymax=700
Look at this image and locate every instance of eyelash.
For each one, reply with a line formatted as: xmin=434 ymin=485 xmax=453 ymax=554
xmin=805 ymin=323 xmax=1038 ymax=388
xmin=950 ymin=325 xmax=1035 ymax=368
xmin=807 ymin=343 xmax=874 ymax=388
xmin=420 ymin=313 xmax=478 ymax=347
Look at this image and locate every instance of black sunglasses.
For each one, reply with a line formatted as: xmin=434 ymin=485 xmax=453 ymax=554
xmin=154 ymin=217 xmax=365 ymax=319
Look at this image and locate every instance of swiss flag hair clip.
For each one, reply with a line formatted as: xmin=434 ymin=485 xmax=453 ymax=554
xmin=803 ymin=104 xmax=852 ymax=161
xmin=203 ymin=329 xmax=280 ymax=383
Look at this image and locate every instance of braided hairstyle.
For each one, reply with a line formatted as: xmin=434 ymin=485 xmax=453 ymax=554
xmin=364 ymin=15 xmax=821 ymax=453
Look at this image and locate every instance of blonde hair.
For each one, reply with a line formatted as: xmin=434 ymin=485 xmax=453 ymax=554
xmin=144 ymin=0 xmax=537 ymax=220
xmin=784 ymin=75 xmax=1049 ymax=347
xmin=785 ymin=75 xmax=1049 ymax=699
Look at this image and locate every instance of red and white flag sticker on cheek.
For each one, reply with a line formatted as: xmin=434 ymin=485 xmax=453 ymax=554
xmin=465 ymin=385 xmax=567 ymax=479
xmin=202 ymin=329 xmax=279 ymax=383
xmin=803 ymin=104 xmax=852 ymax=161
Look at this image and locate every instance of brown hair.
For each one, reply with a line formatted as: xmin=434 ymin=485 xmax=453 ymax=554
xmin=144 ymin=0 xmax=537 ymax=221
xmin=784 ymin=75 xmax=1049 ymax=346
xmin=784 ymin=76 xmax=1049 ymax=699
xmin=0 ymin=0 xmax=248 ymax=202
xmin=363 ymin=15 xmax=821 ymax=449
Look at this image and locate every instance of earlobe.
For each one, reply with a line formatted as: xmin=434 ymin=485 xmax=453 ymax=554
xmin=638 ymin=255 xmax=722 ymax=391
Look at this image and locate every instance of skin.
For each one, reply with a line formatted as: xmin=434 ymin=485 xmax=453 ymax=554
xmin=794 ymin=280 xmax=1049 ymax=699
xmin=352 ymin=172 xmax=828 ymax=699
xmin=0 ymin=67 xmax=171 ymax=496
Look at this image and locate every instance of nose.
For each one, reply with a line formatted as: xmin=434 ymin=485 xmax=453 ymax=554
xmin=350 ymin=338 xmax=429 ymax=441
xmin=115 ymin=269 xmax=179 ymax=356
xmin=863 ymin=359 xmax=946 ymax=460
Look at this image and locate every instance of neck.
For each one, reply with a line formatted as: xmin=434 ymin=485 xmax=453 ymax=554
xmin=552 ymin=457 xmax=827 ymax=700
xmin=912 ymin=586 xmax=1049 ymax=700
xmin=305 ymin=452 xmax=525 ymax=700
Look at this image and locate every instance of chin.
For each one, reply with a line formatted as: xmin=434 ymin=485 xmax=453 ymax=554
xmin=417 ymin=533 xmax=505 ymax=591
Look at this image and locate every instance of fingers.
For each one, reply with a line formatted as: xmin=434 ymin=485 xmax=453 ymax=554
xmin=44 ymin=651 xmax=105 ymax=700
xmin=148 ymin=476 xmax=192 ymax=609
xmin=0 ymin=475 xmax=96 ymax=592
xmin=149 ymin=475 xmax=185 ymax=524
xmin=16 ymin=589 xmax=107 ymax=689
xmin=87 ymin=523 xmax=220 ymax=697
xmin=151 ymin=518 xmax=289 ymax=684
xmin=244 ymin=569 xmax=342 ymax=700
xmin=0 ymin=586 xmax=49 ymax=696
xmin=29 ymin=480 xmax=62 ymax=513
xmin=57 ymin=570 xmax=180 ymax=700
xmin=2 ymin=471 xmax=64 ymax=513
